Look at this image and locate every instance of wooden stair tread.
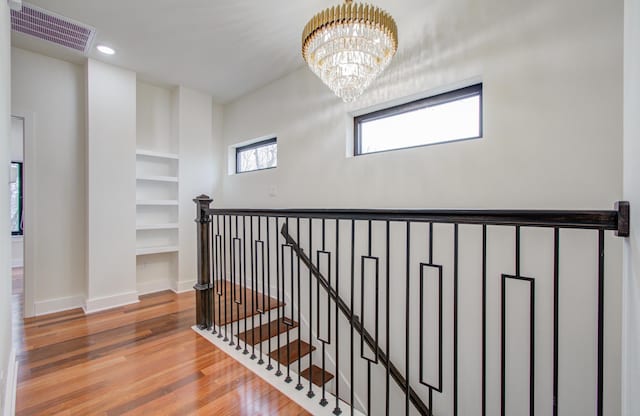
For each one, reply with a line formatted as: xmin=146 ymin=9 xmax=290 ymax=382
xmin=269 ymin=340 xmax=315 ymax=365
xmin=212 ymin=280 xmax=282 ymax=326
xmin=238 ymin=318 xmax=298 ymax=345
xmin=300 ymin=365 xmax=334 ymax=387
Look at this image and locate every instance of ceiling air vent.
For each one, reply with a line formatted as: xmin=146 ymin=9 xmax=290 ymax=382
xmin=10 ymin=2 xmax=96 ymax=54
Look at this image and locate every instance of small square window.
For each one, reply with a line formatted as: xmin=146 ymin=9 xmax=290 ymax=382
xmin=236 ymin=138 xmax=277 ymax=174
xmin=354 ymin=84 xmax=483 ymax=155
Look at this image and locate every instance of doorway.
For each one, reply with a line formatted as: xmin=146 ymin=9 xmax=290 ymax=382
xmin=10 ymin=116 xmax=24 ymax=317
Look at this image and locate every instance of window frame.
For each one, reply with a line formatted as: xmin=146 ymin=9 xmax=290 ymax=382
xmin=235 ymin=137 xmax=278 ymax=174
xmin=11 ymin=161 xmax=23 ymax=236
xmin=353 ymin=83 xmax=483 ymax=156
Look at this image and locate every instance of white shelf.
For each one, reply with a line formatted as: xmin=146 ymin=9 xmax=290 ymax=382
xmin=136 ymin=175 xmax=178 ymax=183
xmin=136 ymin=149 xmax=179 ymax=160
xmin=136 ymin=200 xmax=179 ymax=206
xmin=136 ymin=223 xmax=179 ymax=231
xmin=136 ymin=245 xmax=179 ymax=256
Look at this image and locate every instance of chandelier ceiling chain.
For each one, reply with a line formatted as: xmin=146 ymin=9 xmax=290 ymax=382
xmin=302 ymin=0 xmax=398 ymax=102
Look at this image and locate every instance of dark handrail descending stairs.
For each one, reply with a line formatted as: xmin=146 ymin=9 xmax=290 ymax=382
xmin=280 ymin=223 xmax=431 ymax=415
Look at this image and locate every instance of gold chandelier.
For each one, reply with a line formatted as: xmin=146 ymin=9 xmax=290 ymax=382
xmin=302 ymin=0 xmax=398 ymax=102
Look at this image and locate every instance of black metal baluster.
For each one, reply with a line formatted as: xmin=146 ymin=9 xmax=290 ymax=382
xmin=530 ymin=274 xmax=535 ymax=416
xmin=405 ymin=221 xmax=411 ymax=415
xmin=482 ymin=224 xmax=487 ymax=416
xmin=260 ymin=218 xmax=267 ymax=363
xmin=216 ymin=215 xmax=223 ymax=338
xmin=553 ymin=228 xmax=559 ymax=416
xmin=255 ymin=217 xmax=265 ymax=363
xmin=235 ymin=215 xmax=242 ymax=350
xmin=307 ymin=218 xmax=315 ymax=398
xmin=230 ymin=216 xmax=237 ymax=347
xmin=275 ymin=217 xmax=282 ymax=376
xmin=211 ymin=215 xmax=218 ymax=335
xmin=367 ymin=220 xmax=373 ymax=416
xmin=421 ymin=223 xmax=430 ymax=411
xmin=501 ymin=272 xmax=536 ymax=416
xmin=385 ymin=220 xmax=391 ymax=416
xmin=262 ymin=216 xmax=269 ymax=367
xmin=501 ymin=268 xmax=506 ymax=416
xmin=296 ymin=218 xmax=304 ymax=390
xmin=333 ymin=218 xmax=341 ymax=415
xmin=516 ymin=225 xmax=536 ymax=416
xmin=502 ymin=226 xmax=536 ymax=416
xmin=516 ymin=226 xmax=521 ymax=276
xmin=349 ymin=219 xmax=355 ymax=415
xmin=284 ymin=217 xmax=292 ymax=383
xmin=420 ymin=222 xmax=438 ymax=414
xmin=597 ymin=229 xmax=605 ymax=416
xmin=320 ymin=218 xmax=328 ymax=407
xmin=250 ymin=216 xmax=256 ymax=359
xmin=453 ymin=223 xmax=459 ymax=416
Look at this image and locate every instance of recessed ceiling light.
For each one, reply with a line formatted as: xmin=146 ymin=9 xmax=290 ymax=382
xmin=96 ymin=45 xmax=115 ymax=55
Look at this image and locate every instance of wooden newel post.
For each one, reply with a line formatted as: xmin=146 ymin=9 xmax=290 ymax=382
xmin=194 ymin=194 xmax=213 ymax=329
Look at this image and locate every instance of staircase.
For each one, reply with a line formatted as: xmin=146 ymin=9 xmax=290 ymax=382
xmin=194 ymin=280 xmax=356 ymax=416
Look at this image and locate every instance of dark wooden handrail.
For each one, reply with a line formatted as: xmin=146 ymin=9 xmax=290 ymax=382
xmin=281 ymin=223 xmax=432 ymax=416
xmin=208 ymin=201 xmax=629 ymax=236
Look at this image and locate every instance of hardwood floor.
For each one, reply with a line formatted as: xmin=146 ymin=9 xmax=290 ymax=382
xmin=11 ymin=269 xmax=310 ymax=416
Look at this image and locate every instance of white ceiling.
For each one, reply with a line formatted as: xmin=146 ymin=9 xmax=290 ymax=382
xmin=11 ymin=0 xmax=426 ymax=103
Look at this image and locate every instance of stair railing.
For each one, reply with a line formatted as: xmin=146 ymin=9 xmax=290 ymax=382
xmin=193 ymin=196 xmax=629 ymax=416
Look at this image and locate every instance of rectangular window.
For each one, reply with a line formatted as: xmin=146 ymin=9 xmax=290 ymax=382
xmin=10 ymin=161 xmax=23 ymax=235
xmin=354 ymin=84 xmax=483 ymax=155
xmin=236 ymin=137 xmax=277 ymax=174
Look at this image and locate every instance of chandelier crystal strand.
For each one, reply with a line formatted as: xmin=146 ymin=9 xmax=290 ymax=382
xmin=302 ymin=0 xmax=398 ymax=102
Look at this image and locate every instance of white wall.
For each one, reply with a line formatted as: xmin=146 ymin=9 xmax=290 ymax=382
xmin=10 ymin=238 xmax=22 ymax=269
xmin=212 ymin=102 xmax=224 ymax=198
xmin=0 ymin=2 xmax=13 ymax=413
xmin=137 ymin=81 xmax=176 ymax=154
xmin=222 ymin=0 xmax=622 ymax=211
xmin=10 ymin=117 xmax=22 ymax=162
xmin=85 ymin=59 xmax=137 ymax=312
xmin=11 ymin=47 xmax=86 ymax=316
xmin=220 ymin=0 xmax=623 ymax=413
xmin=623 ymin=0 xmax=640 ymax=414
xmin=176 ymin=87 xmax=217 ymax=292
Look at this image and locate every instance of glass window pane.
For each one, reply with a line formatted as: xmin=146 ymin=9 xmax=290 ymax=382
xmin=356 ymin=85 xmax=482 ymax=155
xmin=236 ymin=139 xmax=277 ymax=173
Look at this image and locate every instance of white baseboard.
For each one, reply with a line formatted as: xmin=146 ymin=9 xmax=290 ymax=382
xmin=171 ymin=279 xmax=195 ymax=294
xmin=3 ymin=348 xmax=17 ymax=416
xmin=34 ymin=295 xmax=84 ymax=316
xmin=83 ymin=291 xmax=139 ymax=314
xmin=137 ymin=278 xmax=172 ymax=296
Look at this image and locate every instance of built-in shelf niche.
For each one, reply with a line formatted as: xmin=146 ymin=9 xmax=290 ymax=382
xmin=136 ymin=146 xmax=179 ymax=296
